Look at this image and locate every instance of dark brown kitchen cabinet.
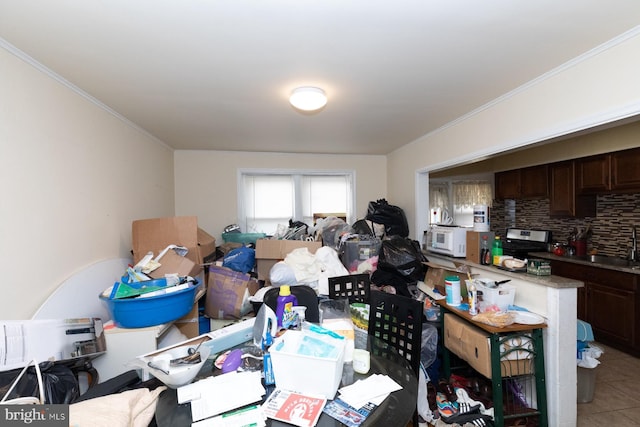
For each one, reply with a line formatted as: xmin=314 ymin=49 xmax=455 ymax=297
xmin=495 ymin=169 xmax=520 ymax=199
xmin=551 ymin=260 xmax=587 ymax=320
xmin=577 ymin=154 xmax=610 ymax=194
xmin=495 ymin=165 xmax=548 ymax=200
xmin=576 ymin=147 xmax=640 ymax=194
xmin=611 ymin=147 xmax=640 ymax=191
xmin=548 ymin=160 xmax=596 ymax=217
xmin=550 ymin=259 xmax=639 ymax=357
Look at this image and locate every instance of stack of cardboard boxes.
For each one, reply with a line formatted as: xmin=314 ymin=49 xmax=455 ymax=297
xmin=131 ymin=216 xmax=216 ymax=338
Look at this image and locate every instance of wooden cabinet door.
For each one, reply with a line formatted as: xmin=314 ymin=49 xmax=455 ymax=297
xmin=577 ymin=154 xmax=610 ymax=194
xmin=611 ymin=147 xmax=640 ymax=192
xmin=549 ymin=161 xmax=575 ymax=216
xmin=550 ymin=260 xmax=587 ymax=320
xmin=549 ymin=160 xmax=596 ymax=217
xmin=495 ymin=169 xmax=520 ymax=200
xmin=520 ymin=164 xmax=548 ymax=198
xmin=587 ymin=282 xmax=635 ymax=349
xmin=577 ymin=286 xmax=587 ymax=321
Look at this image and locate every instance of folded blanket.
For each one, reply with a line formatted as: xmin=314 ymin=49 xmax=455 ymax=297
xmin=69 ymin=386 xmax=167 ymax=427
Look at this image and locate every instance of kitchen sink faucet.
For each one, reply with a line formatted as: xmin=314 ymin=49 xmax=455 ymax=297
xmin=630 ymin=225 xmax=638 ymax=262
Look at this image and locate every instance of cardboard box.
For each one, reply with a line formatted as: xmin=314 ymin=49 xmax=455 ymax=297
xmin=205 ymin=266 xmax=260 ymax=319
xmin=466 ymin=231 xmax=495 ymax=264
xmin=174 ymin=287 xmax=207 ymax=339
xmin=255 ymin=239 xmax=322 ymax=282
xmin=423 ymin=261 xmax=469 ymax=297
xmin=443 ymin=313 xmax=532 ymax=378
xmin=132 ymin=216 xmax=216 ymax=277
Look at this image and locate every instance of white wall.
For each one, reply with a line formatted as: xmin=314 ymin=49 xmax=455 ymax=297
xmin=388 ymin=28 xmax=640 ymax=241
xmin=174 ymin=150 xmax=387 ymax=242
xmin=0 ymin=46 xmax=176 ymax=319
xmin=4 ymin=27 xmax=639 ymax=321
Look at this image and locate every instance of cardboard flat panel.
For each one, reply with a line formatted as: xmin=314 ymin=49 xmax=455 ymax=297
xmin=443 ymin=313 xmax=532 ymax=378
xmin=423 ymin=262 xmax=468 ymax=297
xmin=132 ymin=216 xmax=199 ymax=263
xmin=255 ymin=239 xmax=322 ymax=281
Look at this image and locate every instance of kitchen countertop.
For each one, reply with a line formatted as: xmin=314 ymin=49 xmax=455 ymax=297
xmin=424 ymin=250 xmax=581 ymax=426
xmin=529 ymin=252 xmax=640 ymax=275
xmin=424 ymin=251 xmax=583 ymax=288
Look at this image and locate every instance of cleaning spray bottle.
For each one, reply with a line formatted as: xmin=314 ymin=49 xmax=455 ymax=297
xmin=275 ymin=285 xmax=298 ymax=329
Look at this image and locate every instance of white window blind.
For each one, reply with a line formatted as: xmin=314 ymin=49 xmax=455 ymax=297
xmin=240 ymin=170 xmax=354 ymax=235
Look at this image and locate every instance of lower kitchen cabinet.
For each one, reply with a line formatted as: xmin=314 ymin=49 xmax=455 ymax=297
xmin=550 ymin=260 xmax=638 ymax=356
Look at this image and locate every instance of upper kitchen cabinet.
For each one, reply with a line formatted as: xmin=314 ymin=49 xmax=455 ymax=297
xmin=577 ymin=154 xmax=610 ymax=194
xmin=577 ymin=147 xmax=640 ymax=194
xmin=611 ymin=147 xmax=640 ymax=192
xmin=495 ymin=165 xmax=548 ymax=200
xmin=549 ymin=160 xmax=596 ymax=218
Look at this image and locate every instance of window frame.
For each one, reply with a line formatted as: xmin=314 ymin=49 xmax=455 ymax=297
xmin=237 ymin=168 xmax=356 ymax=234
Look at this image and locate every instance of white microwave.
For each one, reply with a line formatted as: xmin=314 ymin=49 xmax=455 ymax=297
xmin=426 ymin=225 xmax=467 ymax=257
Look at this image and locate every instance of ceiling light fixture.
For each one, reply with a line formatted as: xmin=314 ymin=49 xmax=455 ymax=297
xmin=289 ymin=86 xmax=327 ymax=112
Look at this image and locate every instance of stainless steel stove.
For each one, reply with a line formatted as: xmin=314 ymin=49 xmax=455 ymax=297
xmin=502 ymin=228 xmax=552 ymax=259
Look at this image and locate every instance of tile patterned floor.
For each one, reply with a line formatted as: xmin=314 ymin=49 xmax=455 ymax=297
xmin=415 ymin=342 xmax=640 ymax=427
xmin=577 ymin=343 xmax=640 ymax=427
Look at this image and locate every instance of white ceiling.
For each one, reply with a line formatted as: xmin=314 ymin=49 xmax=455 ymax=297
xmin=2 ymin=1 xmax=639 ymax=155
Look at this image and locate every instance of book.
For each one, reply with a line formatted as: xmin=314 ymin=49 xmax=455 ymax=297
xmin=322 ymin=398 xmax=378 ymax=427
xmin=262 ymin=389 xmax=326 ymax=427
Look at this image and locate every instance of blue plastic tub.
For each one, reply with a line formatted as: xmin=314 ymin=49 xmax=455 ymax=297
xmin=100 ymin=281 xmax=199 ymax=328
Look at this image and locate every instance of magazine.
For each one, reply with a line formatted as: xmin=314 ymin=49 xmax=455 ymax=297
xmin=262 ymin=388 xmax=327 ymax=427
xmin=322 ymin=398 xmax=378 ymax=427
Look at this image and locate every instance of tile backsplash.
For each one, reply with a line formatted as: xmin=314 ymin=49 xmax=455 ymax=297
xmin=491 ymin=193 xmax=640 ymax=258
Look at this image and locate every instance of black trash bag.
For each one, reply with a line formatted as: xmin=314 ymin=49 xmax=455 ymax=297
xmin=0 ymin=361 xmax=80 ymax=404
xmin=351 ymin=219 xmax=375 ymax=237
xmin=365 ymin=199 xmax=409 ymax=237
xmin=371 ymin=236 xmax=427 ymax=296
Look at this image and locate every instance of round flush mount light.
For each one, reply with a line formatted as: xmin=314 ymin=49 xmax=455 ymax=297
xmin=289 ymin=86 xmax=327 ymax=112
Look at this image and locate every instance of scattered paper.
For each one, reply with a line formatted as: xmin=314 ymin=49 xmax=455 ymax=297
xmin=177 ymin=371 xmax=265 ymax=422
xmin=336 ymin=374 xmax=402 ymax=410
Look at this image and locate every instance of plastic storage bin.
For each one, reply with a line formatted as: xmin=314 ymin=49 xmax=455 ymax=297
xmin=341 ymin=238 xmax=382 ymax=273
xmin=471 ymin=279 xmax=516 ymax=312
xmin=269 ymin=329 xmax=346 ymax=399
xmin=222 ymin=232 xmax=267 ymax=245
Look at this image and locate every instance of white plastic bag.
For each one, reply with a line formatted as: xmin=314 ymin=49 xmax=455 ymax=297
xmin=577 ymin=344 xmax=603 ymax=368
xmin=417 ymin=366 xmax=435 ymax=423
xmin=269 ymin=261 xmax=298 ymax=287
xmin=315 ymin=246 xmax=349 ymax=295
xmin=284 ymin=247 xmax=323 ymax=284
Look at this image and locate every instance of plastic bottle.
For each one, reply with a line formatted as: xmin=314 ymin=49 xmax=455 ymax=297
xmin=492 ymin=236 xmax=503 ymax=266
xmin=480 ymin=236 xmax=489 ymax=265
xmin=275 ymin=285 xmax=298 ymax=329
xmin=468 ymin=281 xmax=478 ymax=315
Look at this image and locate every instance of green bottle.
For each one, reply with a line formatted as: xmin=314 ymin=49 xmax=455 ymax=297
xmin=492 ymin=236 xmax=503 ymax=266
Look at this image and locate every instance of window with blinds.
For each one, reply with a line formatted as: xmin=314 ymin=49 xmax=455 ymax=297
xmin=240 ymin=170 xmax=354 ymax=235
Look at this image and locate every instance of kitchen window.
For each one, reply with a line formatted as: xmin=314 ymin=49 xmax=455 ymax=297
xmin=452 ymin=181 xmax=493 ymax=226
xmin=429 ymin=179 xmax=493 ymax=226
xmin=239 ymin=169 xmax=355 ymax=235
